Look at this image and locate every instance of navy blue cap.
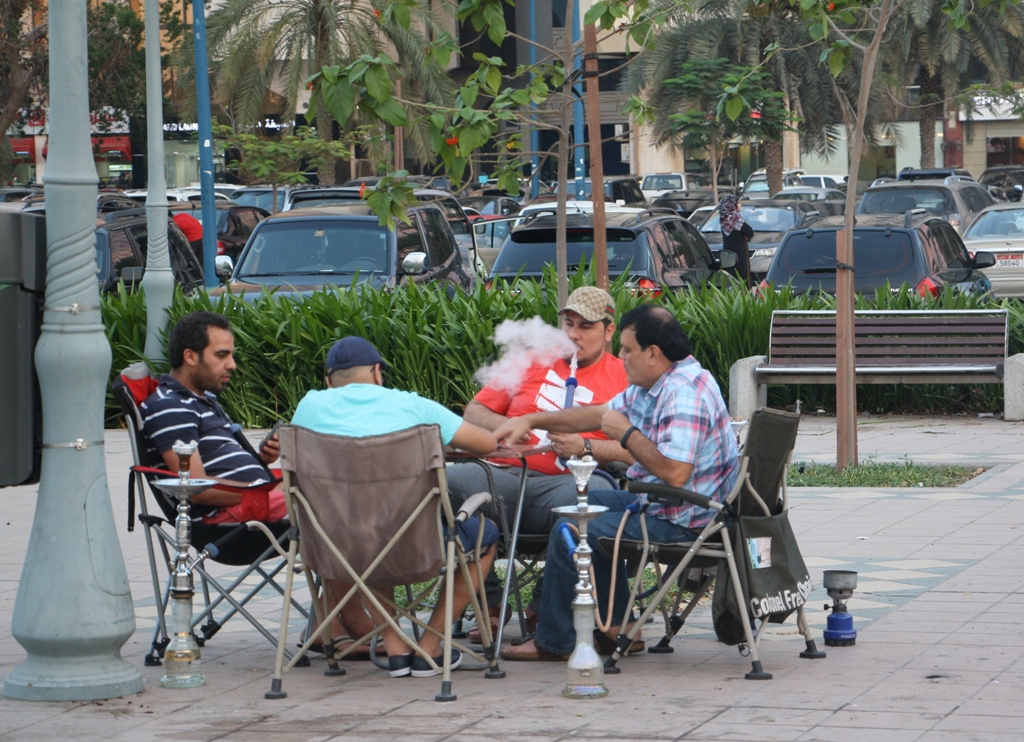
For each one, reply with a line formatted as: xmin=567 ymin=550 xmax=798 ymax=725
xmin=325 ymin=336 xmax=386 ymax=375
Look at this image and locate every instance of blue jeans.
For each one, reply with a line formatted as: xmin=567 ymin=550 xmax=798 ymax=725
xmin=534 ymin=489 xmax=699 ymax=655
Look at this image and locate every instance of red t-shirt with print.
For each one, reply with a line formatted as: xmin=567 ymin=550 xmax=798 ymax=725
xmin=474 ymin=352 xmax=628 ymax=475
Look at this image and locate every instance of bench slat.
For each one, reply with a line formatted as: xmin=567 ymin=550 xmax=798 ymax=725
xmin=772 ymin=324 xmax=1006 ymax=336
xmin=770 ymin=336 xmax=1005 ymax=347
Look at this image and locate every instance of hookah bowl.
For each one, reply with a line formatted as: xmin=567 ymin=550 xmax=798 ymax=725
xmin=822 ymin=570 xmax=858 ymax=647
xmin=552 ymin=455 xmax=609 ymax=699
xmin=151 ymin=440 xmax=217 ymax=688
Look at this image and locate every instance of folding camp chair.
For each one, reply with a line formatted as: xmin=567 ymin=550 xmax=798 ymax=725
xmin=268 ymin=423 xmax=502 ymax=702
xmin=597 ymin=407 xmax=823 ymax=679
xmin=112 ymin=363 xmax=307 ymax=666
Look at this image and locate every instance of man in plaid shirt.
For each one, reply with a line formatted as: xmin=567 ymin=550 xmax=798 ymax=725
xmin=496 ymin=304 xmax=740 ymax=661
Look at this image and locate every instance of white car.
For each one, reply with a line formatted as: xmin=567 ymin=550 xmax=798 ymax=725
xmin=799 ymin=174 xmax=847 ymax=188
xmin=640 ymin=172 xmax=708 ymax=202
xmin=961 ymin=202 xmax=1024 ymax=297
xmin=123 ymin=188 xmax=233 ymax=204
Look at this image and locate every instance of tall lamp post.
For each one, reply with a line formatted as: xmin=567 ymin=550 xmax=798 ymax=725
xmin=4 ymin=0 xmax=143 ymax=701
xmin=192 ymin=0 xmax=218 ymax=287
xmin=142 ymin=0 xmax=173 ymax=364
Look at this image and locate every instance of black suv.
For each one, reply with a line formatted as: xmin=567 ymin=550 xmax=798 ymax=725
xmin=554 ymin=176 xmax=648 ymax=208
xmin=486 ymin=210 xmax=734 ymax=292
xmin=763 ymin=213 xmax=995 ymax=296
xmin=217 ymin=202 xmax=472 ymax=298
xmin=95 ymin=211 xmax=205 ymax=294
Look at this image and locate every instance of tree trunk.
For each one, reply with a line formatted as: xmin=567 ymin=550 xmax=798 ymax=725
xmin=765 ymin=139 xmax=784 ymax=196
xmin=314 ymin=12 xmax=335 ymax=185
xmin=919 ymin=66 xmax=939 ymax=169
xmin=709 ymin=140 xmax=720 ymax=205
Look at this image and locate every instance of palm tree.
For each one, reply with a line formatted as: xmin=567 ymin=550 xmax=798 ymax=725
xmin=893 ymin=0 xmax=1024 ymax=168
xmin=173 ymin=0 xmax=454 ymax=183
xmin=627 ymin=0 xmax=897 ymax=194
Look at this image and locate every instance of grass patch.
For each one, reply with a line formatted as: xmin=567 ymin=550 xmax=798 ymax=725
xmin=789 ymin=460 xmax=982 ymax=488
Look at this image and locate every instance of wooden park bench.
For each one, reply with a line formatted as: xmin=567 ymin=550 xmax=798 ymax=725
xmin=728 ymin=309 xmax=1024 ymax=421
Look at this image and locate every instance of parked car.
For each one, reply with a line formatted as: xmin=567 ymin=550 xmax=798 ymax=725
xmin=281 ymin=186 xmax=478 ymax=271
xmin=799 ymin=174 xmax=846 ymax=188
xmin=553 ymin=176 xmax=648 ymax=208
xmin=741 ymin=169 xmax=805 ymax=199
xmin=961 ymin=203 xmax=1024 ymax=297
xmin=0 ymin=187 xmax=36 ymax=202
xmin=770 ymin=187 xmax=846 ymax=203
xmin=20 ymin=191 xmax=142 ymax=215
xmin=979 ymin=166 xmax=1024 ymax=202
xmin=650 ymin=188 xmax=717 ymax=218
xmin=897 ymin=167 xmax=974 ymax=182
xmin=123 ymin=189 xmax=234 ymax=204
xmin=457 ymin=195 xmax=522 ymax=217
xmin=230 ymin=185 xmax=287 ymax=212
xmin=640 ymin=172 xmax=709 ymax=202
xmin=342 ymin=174 xmax=456 ymax=192
xmin=856 ymin=177 xmax=996 ymax=235
xmin=215 ymin=202 xmax=472 ymax=298
xmin=762 ymin=213 xmax=994 ymax=297
xmin=485 ymin=211 xmax=734 ymax=292
xmin=95 ymin=211 xmax=205 ymax=294
xmin=169 ymin=202 xmax=271 ymax=260
xmin=699 ymin=200 xmax=824 ymax=277
xmin=687 ymin=204 xmax=716 ymax=227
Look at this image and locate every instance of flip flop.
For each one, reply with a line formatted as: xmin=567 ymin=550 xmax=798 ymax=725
xmin=499 ymin=639 xmax=569 ymax=662
xmin=335 ymin=636 xmax=387 ymax=660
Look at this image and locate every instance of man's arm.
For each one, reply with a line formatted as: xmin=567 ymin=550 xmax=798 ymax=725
xmin=492 ymin=404 xmax=608 ymax=445
xmin=600 ymin=409 xmax=692 ymax=488
xmin=449 ymin=420 xmax=498 ymax=456
xmin=546 ymin=432 xmax=635 ymax=467
xmin=462 ymin=399 xmax=509 ymax=432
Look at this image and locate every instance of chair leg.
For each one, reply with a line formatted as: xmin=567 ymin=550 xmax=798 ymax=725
xmin=436 ymin=538 xmax=458 ymax=703
xmin=797 ymin=604 xmax=826 ymax=659
xmin=267 ymin=537 xmax=302 ymax=699
xmin=720 ymin=529 xmax=772 ymax=681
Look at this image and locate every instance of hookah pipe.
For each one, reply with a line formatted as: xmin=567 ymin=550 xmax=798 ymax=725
xmin=556 ymin=353 xmax=579 ymax=468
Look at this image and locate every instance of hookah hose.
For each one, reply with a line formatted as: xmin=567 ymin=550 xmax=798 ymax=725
xmin=558 ymin=498 xmax=641 ymax=634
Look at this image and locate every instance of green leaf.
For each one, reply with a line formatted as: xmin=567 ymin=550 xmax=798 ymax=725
xmin=393 ymin=1 xmax=411 ymax=28
xmin=460 ymin=83 xmax=479 ymax=108
xmin=365 ymin=64 xmax=391 ymax=102
xmin=827 ymin=49 xmax=846 ymax=78
xmin=368 ymin=96 xmax=409 ymax=127
xmin=584 ymin=0 xmax=608 ymax=25
xmin=725 ymin=95 xmax=744 ymax=121
xmin=485 ymin=65 xmax=502 ymax=94
xmin=321 ymin=79 xmax=356 ymax=126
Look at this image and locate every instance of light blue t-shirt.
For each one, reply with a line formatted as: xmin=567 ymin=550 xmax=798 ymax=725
xmin=290 ymin=384 xmax=463 ymax=444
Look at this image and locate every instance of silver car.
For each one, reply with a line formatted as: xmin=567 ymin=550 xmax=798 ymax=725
xmin=856 ymin=177 xmax=995 ymax=236
xmin=962 ymin=202 xmax=1024 ymax=297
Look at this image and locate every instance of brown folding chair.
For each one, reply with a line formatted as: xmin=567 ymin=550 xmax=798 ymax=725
xmin=267 ymin=423 xmax=502 ymax=702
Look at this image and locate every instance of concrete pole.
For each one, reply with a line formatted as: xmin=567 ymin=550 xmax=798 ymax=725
xmin=142 ymin=0 xmax=174 ymax=365
xmin=4 ymin=0 xmax=144 ymax=701
xmin=571 ymin=0 xmax=585 ymax=199
xmin=192 ymin=0 xmax=218 ymax=287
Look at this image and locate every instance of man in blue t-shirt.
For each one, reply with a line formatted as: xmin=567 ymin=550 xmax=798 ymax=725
xmin=291 ymin=336 xmax=498 ymax=678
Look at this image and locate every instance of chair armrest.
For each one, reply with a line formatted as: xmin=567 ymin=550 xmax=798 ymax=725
xmin=456 ymin=491 xmax=493 ymax=523
xmin=626 ymin=481 xmax=713 ymax=510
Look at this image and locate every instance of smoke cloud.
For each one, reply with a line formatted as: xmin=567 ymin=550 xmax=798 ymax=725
xmin=475 ymin=317 xmax=576 ymax=394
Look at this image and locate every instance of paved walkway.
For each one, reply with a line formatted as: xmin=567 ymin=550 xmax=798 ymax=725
xmin=2 ymin=415 xmax=1024 ymax=741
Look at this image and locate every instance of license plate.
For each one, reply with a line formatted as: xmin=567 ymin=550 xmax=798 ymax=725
xmin=996 ymin=254 xmax=1022 ymax=268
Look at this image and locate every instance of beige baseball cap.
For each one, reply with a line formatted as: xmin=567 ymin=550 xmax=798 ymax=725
xmin=558 ymin=286 xmax=616 ymax=323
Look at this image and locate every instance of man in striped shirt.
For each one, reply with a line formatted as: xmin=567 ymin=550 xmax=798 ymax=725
xmin=495 ymin=304 xmax=740 ymax=661
xmin=140 ymin=311 xmax=286 ymax=524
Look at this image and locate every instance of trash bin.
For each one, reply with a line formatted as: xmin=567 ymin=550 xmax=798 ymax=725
xmin=0 ymin=211 xmax=46 ymax=487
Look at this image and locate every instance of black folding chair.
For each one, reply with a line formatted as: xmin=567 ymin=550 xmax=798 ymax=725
xmin=113 ymin=365 xmax=308 ymax=666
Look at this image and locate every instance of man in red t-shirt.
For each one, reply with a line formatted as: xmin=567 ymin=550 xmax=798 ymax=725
xmin=447 ymin=286 xmax=632 ymax=637
xmin=172 ymin=211 xmax=205 ymax=262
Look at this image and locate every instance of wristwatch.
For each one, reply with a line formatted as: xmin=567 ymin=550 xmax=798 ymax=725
xmin=582 ymin=438 xmax=593 ymax=457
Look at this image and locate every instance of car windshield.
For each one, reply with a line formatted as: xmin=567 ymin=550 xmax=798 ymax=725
xmin=769 ymin=229 xmax=917 ymax=292
xmin=701 ymin=205 xmax=796 ymax=233
xmin=859 ymin=187 xmax=956 ymax=216
xmin=237 ymin=219 xmax=390 ymax=277
xmin=234 ymin=190 xmax=282 ymax=212
xmin=191 ymin=210 xmax=231 ymax=232
xmin=963 ymin=210 xmax=1024 ymax=239
xmin=744 ymin=179 xmax=769 ymax=193
xmin=773 ymin=192 xmax=817 ymax=201
xmin=642 ymin=175 xmax=683 ymax=190
xmin=288 ymin=193 xmax=358 ymax=209
xmin=491 ymin=228 xmax=647 ymax=274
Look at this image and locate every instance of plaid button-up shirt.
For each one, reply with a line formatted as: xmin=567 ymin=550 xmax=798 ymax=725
xmin=609 ymin=357 xmax=739 ymax=530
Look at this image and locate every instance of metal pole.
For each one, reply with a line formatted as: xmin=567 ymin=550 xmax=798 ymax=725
xmin=528 ymin=0 xmax=540 ymax=200
xmin=142 ymin=0 xmax=173 ymax=364
xmin=4 ymin=0 xmax=144 ymax=701
xmin=582 ymin=25 xmax=607 ymax=291
xmin=192 ymin=0 xmax=218 ymax=287
xmin=572 ymin=0 xmax=585 ymax=199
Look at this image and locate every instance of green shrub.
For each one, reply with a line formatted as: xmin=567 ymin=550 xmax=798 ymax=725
xmin=101 ymin=275 xmax=1024 ymax=428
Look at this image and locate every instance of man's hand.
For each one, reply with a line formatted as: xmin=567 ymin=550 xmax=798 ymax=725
xmin=548 ymin=432 xmax=586 ymax=459
xmin=259 ymin=432 xmax=280 ymax=464
xmin=492 ymin=416 xmax=535 ymax=446
xmin=601 ymin=409 xmax=633 ymax=444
